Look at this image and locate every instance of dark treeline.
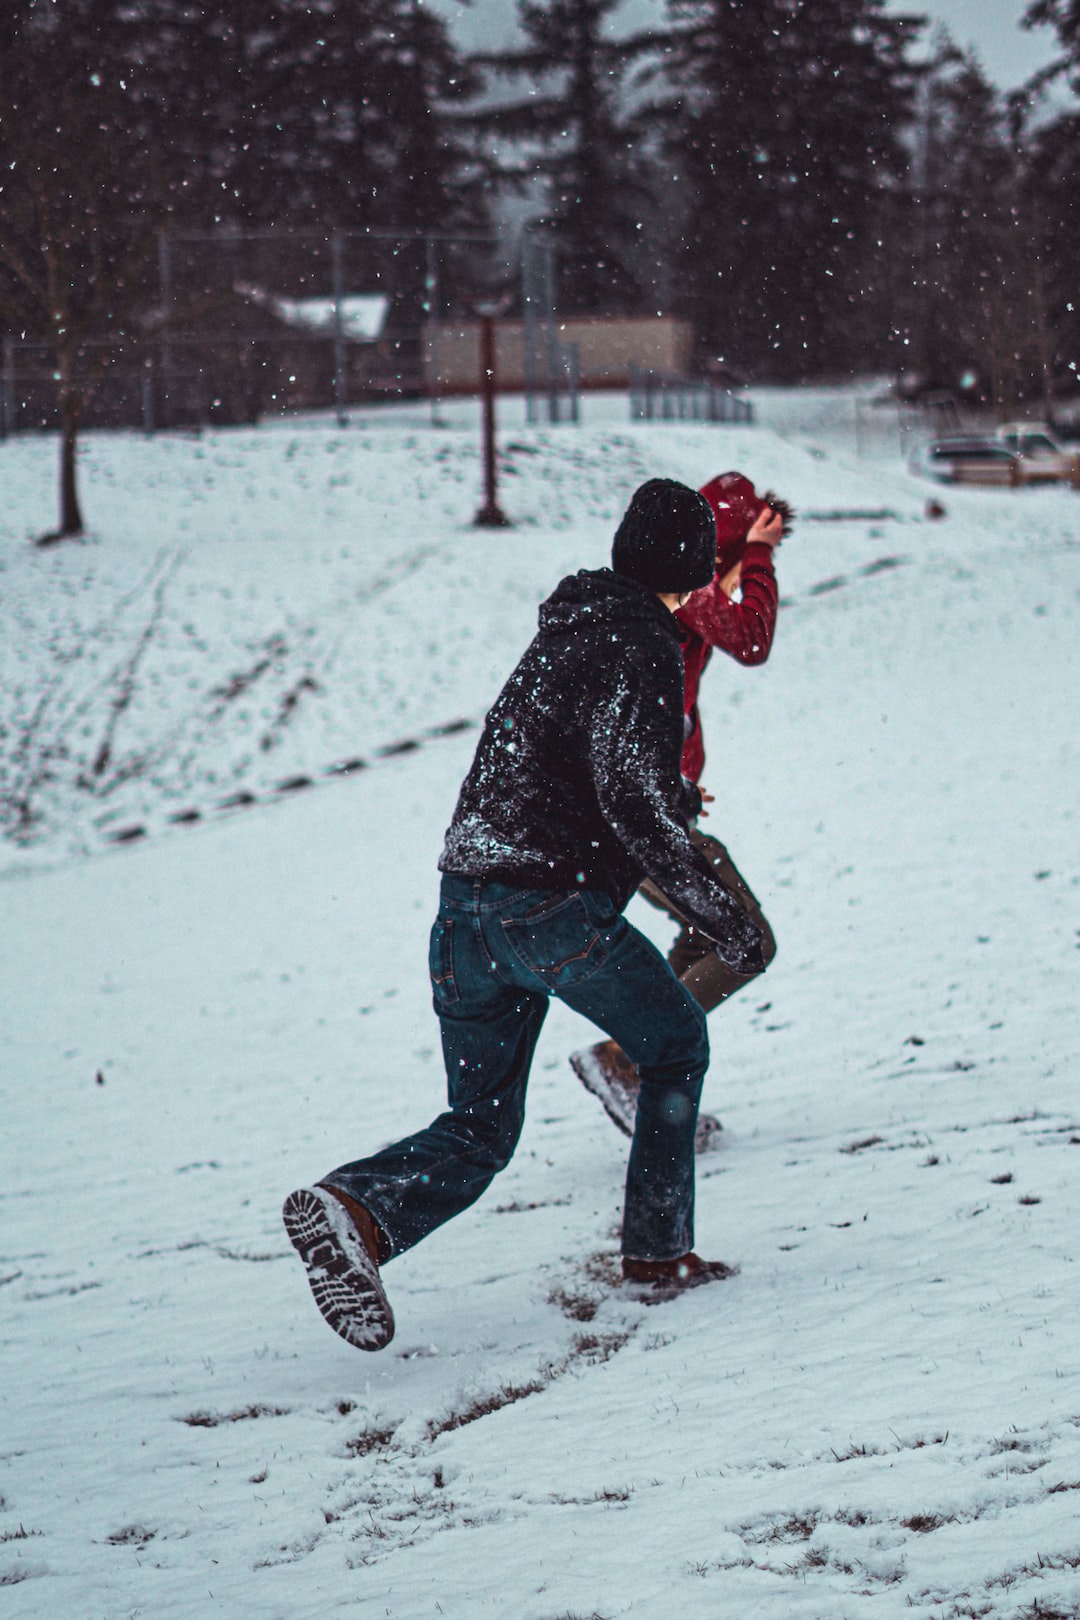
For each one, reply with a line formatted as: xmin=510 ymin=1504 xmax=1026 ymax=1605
xmin=1 ymin=0 xmax=1078 ymax=413
xmin=474 ymin=0 xmax=1077 ymax=401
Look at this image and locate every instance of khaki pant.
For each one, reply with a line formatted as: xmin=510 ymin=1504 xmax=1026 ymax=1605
xmin=639 ymin=828 xmax=776 ymax=1014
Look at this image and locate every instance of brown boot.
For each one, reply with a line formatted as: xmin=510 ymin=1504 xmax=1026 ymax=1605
xmin=318 ymin=1182 xmax=389 ymax=1265
xmin=569 ymin=1039 xmax=640 ymax=1135
xmin=622 ymin=1251 xmax=739 ymax=1300
xmin=570 ymin=1040 xmax=723 ymax=1152
xmin=282 ymin=1184 xmax=394 ymax=1350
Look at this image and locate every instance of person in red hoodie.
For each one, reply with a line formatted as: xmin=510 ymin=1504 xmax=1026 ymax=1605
xmin=571 ymin=471 xmax=792 ymax=1145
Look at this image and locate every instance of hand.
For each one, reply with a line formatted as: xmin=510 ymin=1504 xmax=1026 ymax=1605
xmin=698 ymin=788 xmax=715 ymax=818
xmin=747 ymin=506 xmax=784 ymax=549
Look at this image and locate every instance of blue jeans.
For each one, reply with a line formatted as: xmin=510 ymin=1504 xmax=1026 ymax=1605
xmin=326 ymin=875 xmax=709 ymax=1261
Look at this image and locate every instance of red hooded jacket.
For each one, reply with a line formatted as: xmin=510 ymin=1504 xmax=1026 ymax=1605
xmin=675 ymin=481 xmax=778 ymax=783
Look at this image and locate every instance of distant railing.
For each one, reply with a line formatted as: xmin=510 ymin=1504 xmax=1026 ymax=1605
xmin=0 ymin=333 xmax=427 ymax=438
xmin=628 ymin=365 xmax=754 ymax=425
xmin=521 ymin=231 xmax=580 ymax=425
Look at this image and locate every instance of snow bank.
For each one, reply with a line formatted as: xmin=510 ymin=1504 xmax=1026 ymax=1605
xmin=1 ymin=393 xmax=1078 ymax=1617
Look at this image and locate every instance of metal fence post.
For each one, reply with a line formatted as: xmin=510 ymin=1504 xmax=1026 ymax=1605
xmin=158 ymin=229 xmax=174 ymax=427
xmin=566 ymin=342 xmax=580 ymax=423
xmin=141 ymin=356 xmax=155 ymax=436
xmin=424 ymin=235 xmax=443 ymax=427
xmin=522 ymin=230 xmax=545 ymax=426
xmin=0 ymin=338 xmax=12 ymax=439
xmin=474 ymin=312 xmax=511 ymax=528
xmin=331 ymin=230 xmax=348 ymax=427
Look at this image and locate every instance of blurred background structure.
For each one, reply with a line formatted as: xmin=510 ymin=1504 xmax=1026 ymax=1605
xmin=2 ymin=0 xmax=1079 ymax=528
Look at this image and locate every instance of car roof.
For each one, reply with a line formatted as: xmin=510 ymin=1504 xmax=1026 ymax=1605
xmin=927 ymin=437 xmax=1010 ymax=452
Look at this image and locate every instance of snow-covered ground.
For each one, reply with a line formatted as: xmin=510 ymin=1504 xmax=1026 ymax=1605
xmin=1 ymin=390 xmax=1078 ymax=1618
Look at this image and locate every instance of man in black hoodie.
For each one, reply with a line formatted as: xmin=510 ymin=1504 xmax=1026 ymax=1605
xmin=283 ymin=479 xmax=767 ymax=1350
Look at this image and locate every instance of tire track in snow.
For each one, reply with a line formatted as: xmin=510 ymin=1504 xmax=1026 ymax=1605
xmin=1 ymin=549 xmax=908 ymax=864
xmin=100 ymin=715 xmax=477 ymax=848
xmin=93 ymin=553 xmax=910 ymax=854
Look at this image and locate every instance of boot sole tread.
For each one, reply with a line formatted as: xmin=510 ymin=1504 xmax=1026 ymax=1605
xmin=282 ymin=1187 xmax=395 ymax=1351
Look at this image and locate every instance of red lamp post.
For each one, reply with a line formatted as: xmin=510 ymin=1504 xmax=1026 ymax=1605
xmin=473 ymin=302 xmax=512 ymax=529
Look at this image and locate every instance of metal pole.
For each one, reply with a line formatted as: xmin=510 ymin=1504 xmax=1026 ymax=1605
xmin=424 ymin=235 xmax=443 ymax=428
xmin=474 ymin=315 xmax=510 ymax=528
xmin=141 ymin=356 xmax=155 ymax=437
xmin=541 ymin=240 xmax=560 ymax=424
xmin=331 ymin=230 xmax=348 ymax=426
xmin=567 ymin=342 xmax=580 ymax=424
xmin=0 ymin=337 xmax=13 ymax=438
xmin=158 ymin=230 xmax=174 ymax=428
xmin=523 ymin=231 xmax=539 ymax=426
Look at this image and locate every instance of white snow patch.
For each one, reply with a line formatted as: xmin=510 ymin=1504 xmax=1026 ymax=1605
xmin=1 ymin=390 xmax=1078 ymax=1616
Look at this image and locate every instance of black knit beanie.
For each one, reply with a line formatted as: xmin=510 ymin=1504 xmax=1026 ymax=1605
xmin=611 ymin=478 xmax=716 ymax=593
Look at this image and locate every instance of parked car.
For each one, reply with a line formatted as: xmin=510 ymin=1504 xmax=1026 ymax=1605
xmin=994 ymin=423 xmax=1080 ymax=485
xmin=908 ymin=436 xmax=1018 ymax=486
xmin=908 ymin=427 xmax=1080 ymax=488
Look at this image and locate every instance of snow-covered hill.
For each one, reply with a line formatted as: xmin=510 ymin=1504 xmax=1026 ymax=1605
xmin=2 ymin=392 xmax=1078 ymax=1617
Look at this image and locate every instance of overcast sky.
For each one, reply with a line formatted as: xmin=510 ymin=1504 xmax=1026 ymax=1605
xmin=428 ymin=0 xmax=1063 ymax=93
xmin=883 ymin=0 xmax=1059 ymax=88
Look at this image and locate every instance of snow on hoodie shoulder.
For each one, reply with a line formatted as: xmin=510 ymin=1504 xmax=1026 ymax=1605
xmin=439 ymin=569 xmax=765 ymax=973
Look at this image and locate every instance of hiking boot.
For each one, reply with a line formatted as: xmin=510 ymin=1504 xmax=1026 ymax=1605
xmin=282 ymin=1184 xmax=394 ymax=1351
xmin=622 ymin=1251 xmax=739 ymax=1301
xmin=570 ymin=1040 xmax=639 ymax=1136
xmin=693 ymin=1111 xmax=724 ymax=1152
xmin=570 ymin=1039 xmax=723 ymax=1152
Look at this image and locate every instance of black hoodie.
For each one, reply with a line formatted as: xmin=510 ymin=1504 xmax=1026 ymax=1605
xmin=439 ymin=569 xmax=765 ymax=974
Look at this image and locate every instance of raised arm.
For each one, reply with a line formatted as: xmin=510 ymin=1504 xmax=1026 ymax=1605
xmin=587 ymin=655 xmax=766 ymax=974
xmin=677 ymin=504 xmax=783 ymax=664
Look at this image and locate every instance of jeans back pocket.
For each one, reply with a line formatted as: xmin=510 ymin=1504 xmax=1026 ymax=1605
xmin=501 ymin=893 xmax=608 ymax=989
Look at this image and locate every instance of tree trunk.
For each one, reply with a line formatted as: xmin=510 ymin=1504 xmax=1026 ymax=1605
xmin=35 ymin=381 xmax=85 ymax=546
xmin=1029 ymin=212 xmax=1055 ymax=425
xmin=39 ymin=364 xmax=87 ymax=544
xmin=58 ymin=382 xmax=84 ymax=536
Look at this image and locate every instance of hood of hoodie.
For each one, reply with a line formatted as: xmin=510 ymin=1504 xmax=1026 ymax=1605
xmin=538 ymin=567 xmax=683 ymax=642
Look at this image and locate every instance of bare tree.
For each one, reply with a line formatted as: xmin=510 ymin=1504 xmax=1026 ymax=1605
xmin=0 ymin=32 xmax=166 ymax=542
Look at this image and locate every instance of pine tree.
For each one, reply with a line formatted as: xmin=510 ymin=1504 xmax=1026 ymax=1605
xmin=134 ymin=0 xmax=491 ymax=323
xmin=1023 ymin=0 xmax=1080 ymax=82
xmin=1021 ymin=0 xmax=1080 ymax=416
xmin=475 ymin=0 xmax=658 ymax=314
xmin=376 ymin=0 xmax=492 ymax=323
xmin=651 ymin=0 xmax=920 ymax=376
xmin=133 ymin=0 xmax=410 ymax=229
xmin=44 ymin=0 xmax=482 ymax=237
xmin=916 ymin=49 xmax=1025 ymax=405
xmin=892 ymin=39 xmax=1063 ymax=417
xmin=381 ymin=2 xmax=487 ymax=233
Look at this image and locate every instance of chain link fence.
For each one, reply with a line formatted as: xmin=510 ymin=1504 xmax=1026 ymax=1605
xmin=1 ymin=229 xmax=494 ymax=436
